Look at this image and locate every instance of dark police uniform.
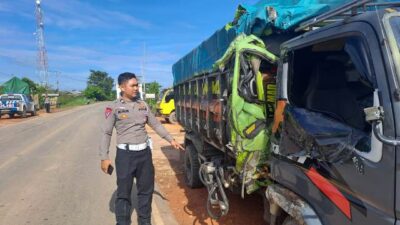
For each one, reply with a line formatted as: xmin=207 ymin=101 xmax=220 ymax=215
xmin=99 ymin=97 xmax=173 ymax=225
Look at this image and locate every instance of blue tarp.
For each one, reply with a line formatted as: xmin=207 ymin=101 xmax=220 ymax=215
xmin=234 ymin=0 xmax=346 ymax=36
xmin=172 ymin=27 xmax=236 ymax=85
xmin=172 ymin=0 xmax=396 ymax=84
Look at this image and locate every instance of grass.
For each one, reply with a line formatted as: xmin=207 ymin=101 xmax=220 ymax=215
xmin=58 ymin=95 xmax=91 ymax=108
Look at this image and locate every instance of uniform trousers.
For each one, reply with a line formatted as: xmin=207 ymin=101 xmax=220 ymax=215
xmin=115 ymin=147 xmax=154 ymax=225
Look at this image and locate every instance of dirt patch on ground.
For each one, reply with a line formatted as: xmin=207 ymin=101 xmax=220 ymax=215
xmin=150 ymin=118 xmax=266 ymax=225
xmin=0 ymin=107 xmax=67 ymax=127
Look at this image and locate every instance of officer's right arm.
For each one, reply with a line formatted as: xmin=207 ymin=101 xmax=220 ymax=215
xmin=99 ymin=105 xmax=116 ymax=160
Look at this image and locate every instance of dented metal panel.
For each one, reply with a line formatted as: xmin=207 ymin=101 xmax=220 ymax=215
xmin=266 ymin=184 xmax=322 ymax=225
xmin=279 ymin=105 xmax=369 ymax=165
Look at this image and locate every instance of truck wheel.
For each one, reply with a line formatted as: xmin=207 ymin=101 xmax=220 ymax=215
xmin=282 ymin=217 xmax=301 ymax=225
xmin=168 ymin=111 xmax=177 ymax=124
xmin=9 ymin=113 xmax=14 ymax=118
xmin=184 ymin=144 xmax=203 ymax=188
xmin=22 ymin=107 xmax=27 ymax=118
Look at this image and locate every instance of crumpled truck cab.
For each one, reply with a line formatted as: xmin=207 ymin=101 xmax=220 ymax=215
xmin=269 ymin=3 xmax=400 ymax=225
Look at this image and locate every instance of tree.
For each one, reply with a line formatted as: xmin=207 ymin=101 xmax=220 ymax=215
xmin=83 ymin=85 xmax=107 ymax=101
xmin=145 ymin=81 xmax=162 ymax=96
xmin=144 ymin=81 xmax=162 ymax=110
xmin=87 ymin=70 xmax=114 ymax=98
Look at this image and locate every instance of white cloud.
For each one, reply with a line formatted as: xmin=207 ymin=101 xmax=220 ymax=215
xmin=175 ymin=22 xmax=197 ymax=30
xmin=42 ymin=0 xmax=152 ymax=30
xmin=0 ymin=1 xmax=34 ymax=18
xmin=104 ymin=11 xmax=152 ymax=29
xmin=0 ymin=2 xmax=10 ymax=12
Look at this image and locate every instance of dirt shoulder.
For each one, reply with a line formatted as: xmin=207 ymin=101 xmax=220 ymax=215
xmin=149 ymin=118 xmax=266 ymax=225
xmin=0 ymin=107 xmax=68 ymax=127
xmin=0 ymin=104 xmax=93 ymax=127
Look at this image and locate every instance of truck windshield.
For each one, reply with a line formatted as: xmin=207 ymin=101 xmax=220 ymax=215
xmin=158 ymin=90 xmax=168 ymax=101
xmin=391 ymin=17 xmax=400 ymax=49
xmin=0 ymin=95 xmax=22 ymax=101
xmin=387 ymin=15 xmax=400 ymax=83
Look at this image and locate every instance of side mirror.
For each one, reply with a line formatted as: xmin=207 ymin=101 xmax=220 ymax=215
xmin=364 ymin=106 xmax=400 ymax=146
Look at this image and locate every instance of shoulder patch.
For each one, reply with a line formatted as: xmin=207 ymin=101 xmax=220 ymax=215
xmin=105 ymin=107 xmax=113 ymax=119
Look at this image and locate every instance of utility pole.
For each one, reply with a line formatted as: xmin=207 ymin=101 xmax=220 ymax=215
xmin=56 ymin=71 xmax=59 ymax=92
xmin=35 ymin=0 xmax=49 ymax=89
xmin=53 ymin=71 xmax=60 ymax=92
xmin=141 ymin=42 xmax=146 ymax=99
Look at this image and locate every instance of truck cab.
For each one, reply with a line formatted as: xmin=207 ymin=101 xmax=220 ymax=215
xmin=156 ymin=88 xmax=176 ymax=123
xmin=268 ymin=4 xmax=400 ymax=225
xmin=173 ymin=1 xmax=400 ymax=224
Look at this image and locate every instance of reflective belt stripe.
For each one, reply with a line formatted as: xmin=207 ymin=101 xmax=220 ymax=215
xmin=117 ymin=139 xmax=152 ymax=151
xmin=118 ymin=142 xmax=147 ymax=151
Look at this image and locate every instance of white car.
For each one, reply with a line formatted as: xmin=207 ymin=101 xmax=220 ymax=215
xmin=0 ymin=94 xmax=37 ymax=118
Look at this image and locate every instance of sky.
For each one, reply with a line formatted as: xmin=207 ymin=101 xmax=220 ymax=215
xmin=0 ymin=0 xmax=258 ymax=91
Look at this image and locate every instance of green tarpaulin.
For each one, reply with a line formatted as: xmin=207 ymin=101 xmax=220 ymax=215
xmin=0 ymin=77 xmax=30 ymax=95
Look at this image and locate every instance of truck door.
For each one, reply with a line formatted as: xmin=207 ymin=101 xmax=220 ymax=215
xmin=24 ymin=95 xmax=33 ymax=111
xmin=273 ymin=22 xmax=396 ymax=225
xmin=382 ymin=11 xmax=400 ymax=225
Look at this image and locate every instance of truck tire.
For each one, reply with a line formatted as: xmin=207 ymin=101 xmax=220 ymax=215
xmin=184 ymin=144 xmax=203 ymax=188
xmin=282 ymin=217 xmax=301 ymax=225
xmin=168 ymin=111 xmax=177 ymax=124
xmin=21 ymin=106 xmax=27 ymax=118
xmin=9 ymin=113 xmax=14 ymax=118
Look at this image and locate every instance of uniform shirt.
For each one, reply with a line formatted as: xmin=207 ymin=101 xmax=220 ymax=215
xmin=99 ymin=97 xmax=173 ymax=160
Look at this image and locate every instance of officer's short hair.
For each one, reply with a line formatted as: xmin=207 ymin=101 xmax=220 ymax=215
xmin=118 ymin=72 xmax=137 ymax=85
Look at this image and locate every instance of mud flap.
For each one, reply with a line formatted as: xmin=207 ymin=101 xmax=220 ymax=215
xmin=266 ymin=184 xmax=323 ymax=225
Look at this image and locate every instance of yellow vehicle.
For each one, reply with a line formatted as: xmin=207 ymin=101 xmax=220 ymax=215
xmin=156 ymin=88 xmax=176 ymax=123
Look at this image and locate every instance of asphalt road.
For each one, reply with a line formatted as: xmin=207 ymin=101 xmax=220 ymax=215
xmin=0 ymin=103 xmax=177 ymax=225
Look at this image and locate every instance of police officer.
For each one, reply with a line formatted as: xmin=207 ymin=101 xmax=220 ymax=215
xmin=44 ymin=94 xmax=50 ymax=113
xmin=99 ymin=72 xmax=183 ymax=225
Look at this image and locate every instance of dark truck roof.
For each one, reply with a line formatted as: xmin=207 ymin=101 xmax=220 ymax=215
xmin=282 ymin=4 xmax=400 ymax=49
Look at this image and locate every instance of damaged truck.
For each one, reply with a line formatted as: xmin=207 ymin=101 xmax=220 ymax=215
xmin=172 ymin=0 xmax=400 ymax=224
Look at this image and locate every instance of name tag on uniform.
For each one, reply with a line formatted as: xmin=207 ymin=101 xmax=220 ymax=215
xmin=116 ymin=107 xmax=129 ymax=114
xmin=117 ymin=109 xmax=129 ymax=114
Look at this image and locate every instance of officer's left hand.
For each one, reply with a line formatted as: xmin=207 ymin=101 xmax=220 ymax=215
xmin=170 ymin=140 xmax=184 ymax=150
